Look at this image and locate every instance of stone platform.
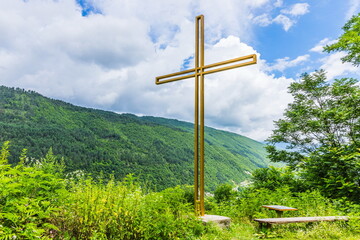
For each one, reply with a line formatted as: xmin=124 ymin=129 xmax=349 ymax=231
xmin=200 ymin=215 xmax=231 ymax=228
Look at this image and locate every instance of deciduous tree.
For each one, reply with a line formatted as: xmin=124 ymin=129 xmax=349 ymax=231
xmin=266 ymin=70 xmax=360 ymax=200
xmin=324 ymin=13 xmax=360 ymax=66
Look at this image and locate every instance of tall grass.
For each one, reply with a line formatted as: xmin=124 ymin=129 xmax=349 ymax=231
xmin=53 ymin=176 xmax=205 ymax=239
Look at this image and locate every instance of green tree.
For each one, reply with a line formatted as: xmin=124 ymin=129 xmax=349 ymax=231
xmin=324 ymin=13 xmax=360 ymax=66
xmin=214 ymin=183 xmax=236 ymax=203
xmin=266 ymin=70 xmax=360 ymax=200
xmin=251 ymin=166 xmax=306 ymax=192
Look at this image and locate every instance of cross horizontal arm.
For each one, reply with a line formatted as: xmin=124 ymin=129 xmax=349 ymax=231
xmin=156 ymin=68 xmax=196 ymax=85
xmin=155 ymin=54 xmax=257 ymax=85
xmin=202 ymin=54 xmax=257 ymax=76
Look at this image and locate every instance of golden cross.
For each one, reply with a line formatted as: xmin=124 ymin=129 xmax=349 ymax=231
xmin=155 ymin=15 xmax=257 ymax=216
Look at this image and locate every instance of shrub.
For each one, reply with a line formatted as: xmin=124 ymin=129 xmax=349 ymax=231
xmin=251 ymin=166 xmax=308 ymax=192
xmin=54 ymin=177 xmax=205 ymax=239
xmin=214 ymin=183 xmax=236 ymax=203
xmin=0 ymin=141 xmax=66 ymax=239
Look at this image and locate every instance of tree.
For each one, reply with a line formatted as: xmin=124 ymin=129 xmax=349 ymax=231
xmin=251 ymin=166 xmax=306 ymax=192
xmin=266 ymin=70 xmax=360 ymax=201
xmin=214 ymin=183 xmax=236 ymax=203
xmin=324 ymin=13 xmax=360 ymax=66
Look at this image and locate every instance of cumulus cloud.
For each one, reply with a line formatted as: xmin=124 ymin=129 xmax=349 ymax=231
xmin=273 ymin=14 xmax=294 ymax=31
xmin=346 ymin=0 xmax=360 ymax=19
xmin=266 ymin=55 xmax=310 ymax=72
xmin=310 ymin=38 xmax=337 ymax=53
xmin=0 ymin=0 xmax=295 ymax=141
xmin=243 ymin=0 xmax=269 ymax=8
xmin=252 ymin=14 xmax=273 ymax=27
xmin=319 ymin=52 xmax=360 ymax=80
xmin=308 ymin=38 xmax=360 ymax=80
xmin=253 ymin=13 xmax=295 ymax=31
xmin=281 ymin=3 xmax=310 ymax=16
xmin=274 ymin=0 xmax=283 ymax=8
xmin=252 ymin=2 xmax=310 ymax=31
xmin=0 ymin=0 xmax=154 ymax=107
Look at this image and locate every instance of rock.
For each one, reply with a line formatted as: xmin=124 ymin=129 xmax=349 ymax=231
xmin=200 ymin=215 xmax=231 ymax=228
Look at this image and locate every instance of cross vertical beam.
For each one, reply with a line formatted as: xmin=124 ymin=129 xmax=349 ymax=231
xmin=195 ymin=15 xmax=205 ymax=216
xmin=155 ymin=15 xmax=257 ymax=216
xmin=193 ymin=15 xmax=200 ymax=215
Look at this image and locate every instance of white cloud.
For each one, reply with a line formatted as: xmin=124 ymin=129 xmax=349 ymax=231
xmin=281 ymin=3 xmax=310 ymax=16
xmin=274 ymin=0 xmax=283 ymax=7
xmin=346 ymin=0 xmax=360 ymax=19
xmin=319 ymin=52 xmax=360 ymax=80
xmin=273 ymin=14 xmax=294 ymax=31
xmin=0 ymin=0 xmax=295 ymax=141
xmin=252 ymin=14 xmax=272 ymax=27
xmin=243 ymin=0 xmax=269 ymax=8
xmin=252 ymin=14 xmax=294 ymax=31
xmin=310 ymin=38 xmax=337 ymax=53
xmin=266 ymin=55 xmax=310 ymax=72
xmin=252 ymin=2 xmax=310 ymax=31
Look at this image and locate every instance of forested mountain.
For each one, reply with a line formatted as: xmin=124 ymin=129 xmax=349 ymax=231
xmin=0 ymin=85 xmax=274 ymax=190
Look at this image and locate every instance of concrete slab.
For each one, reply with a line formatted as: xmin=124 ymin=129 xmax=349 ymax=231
xmin=200 ymin=215 xmax=231 ymax=228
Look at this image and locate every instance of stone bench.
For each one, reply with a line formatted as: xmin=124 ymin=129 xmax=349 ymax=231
xmin=200 ymin=215 xmax=231 ymax=228
xmin=254 ymin=216 xmax=349 ymax=229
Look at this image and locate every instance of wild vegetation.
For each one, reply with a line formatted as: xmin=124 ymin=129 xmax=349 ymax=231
xmin=1 ymin=142 xmax=360 ymax=239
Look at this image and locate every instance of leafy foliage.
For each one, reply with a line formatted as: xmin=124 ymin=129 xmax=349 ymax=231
xmin=0 ymin=142 xmax=65 ymax=239
xmin=2 ymin=144 xmax=360 ymax=239
xmin=214 ymin=183 xmax=236 ymax=203
xmin=324 ymin=13 xmax=360 ymax=66
xmin=0 ymin=85 xmax=273 ymax=190
xmin=266 ymin=70 xmax=360 ymax=201
xmin=251 ymin=166 xmax=307 ymax=192
xmin=54 ymin=177 xmax=205 ymax=239
xmin=304 ymin=145 xmax=360 ymax=201
xmin=268 ymin=70 xmax=359 ymax=153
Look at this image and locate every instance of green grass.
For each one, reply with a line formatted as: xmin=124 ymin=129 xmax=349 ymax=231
xmin=199 ymin=221 xmax=360 ymax=240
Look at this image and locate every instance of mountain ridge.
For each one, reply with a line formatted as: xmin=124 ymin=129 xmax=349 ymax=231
xmin=0 ymin=85 xmax=273 ymax=190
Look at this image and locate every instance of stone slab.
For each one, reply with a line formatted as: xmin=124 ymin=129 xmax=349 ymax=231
xmin=254 ymin=216 xmax=349 ymax=224
xmin=200 ymin=215 xmax=231 ymax=228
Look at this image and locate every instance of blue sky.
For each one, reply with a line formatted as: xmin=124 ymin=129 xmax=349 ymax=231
xmin=252 ymin=1 xmax=355 ymax=79
xmin=0 ymin=0 xmax=359 ymax=141
xmin=254 ymin=1 xmax=346 ymax=60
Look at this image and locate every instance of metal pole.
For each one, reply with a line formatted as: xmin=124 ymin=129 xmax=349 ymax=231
xmin=194 ymin=15 xmax=200 ymax=215
xmin=199 ymin=15 xmax=205 ymax=217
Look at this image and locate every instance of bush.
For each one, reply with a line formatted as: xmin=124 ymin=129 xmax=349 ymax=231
xmin=53 ymin=177 xmax=205 ymax=239
xmin=214 ymin=183 xmax=236 ymax=203
xmin=251 ymin=166 xmax=308 ymax=192
xmin=0 ymin=141 xmax=66 ymax=239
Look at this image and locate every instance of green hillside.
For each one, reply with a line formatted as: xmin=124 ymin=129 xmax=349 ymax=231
xmin=0 ymin=86 xmax=273 ymax=190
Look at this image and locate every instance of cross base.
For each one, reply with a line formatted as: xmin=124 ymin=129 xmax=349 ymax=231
xmin=200 ymin=215 xmax=231 ymax=228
